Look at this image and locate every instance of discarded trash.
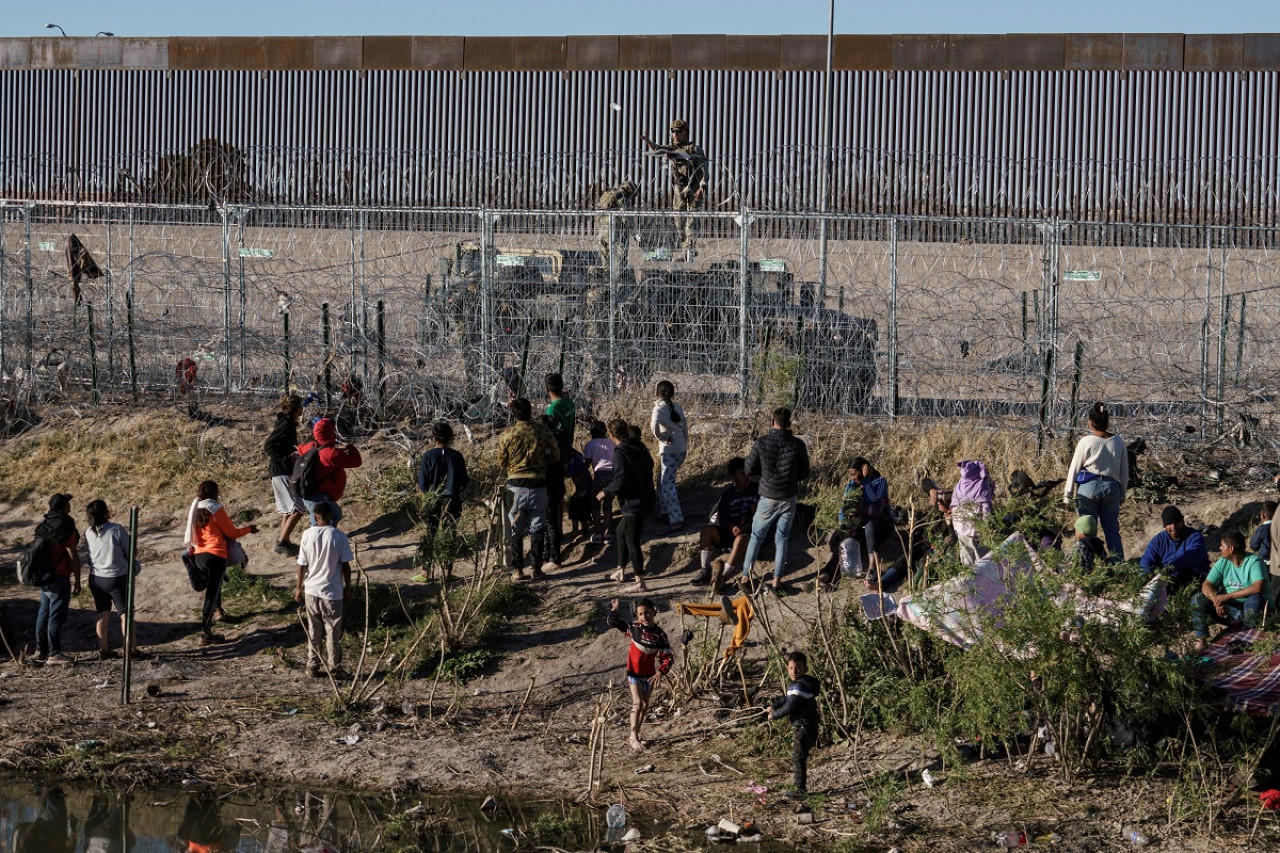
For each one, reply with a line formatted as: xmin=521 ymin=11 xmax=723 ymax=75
xmin=480 ymin=795 xmax=499 ymax=811
xmin=1034 ymin=833 xmax=1061 ymax=844
xmin=621 ymin=827 xmax=641 ymax=841
xmin=403 ymin=804 xmax=428 ymax=817
xmin=606 ymin=803 xmax=627 ymax=829
xmin=921 ymin=769 xmax=935 ymax=788
xmin=1261 ymin=789 xmax=1280 ymax=810
xmin=1121 ymin=826 xmax=1149 ymax=847
xmin=73 ymin=740 xmax=101 ymax=750
xmin=180 ymin=779 xmax=203 ymax=789
xmin=634 ymin=763 xmax=655 ymax=775
xmin=717 ymin=819 xmax=742 ymax=835
xmin=994 ymin=828 xmax=1028 ymax=847
xmin=145 ymin=684 xmax=161 ymax=697
xmin=796 ymin=812 xmax=813 ymax=824
xmin=93 ymin=679 xmax=112 ymax=689
xmin=736 ymin=836 xmax=761 ymax=844
xmin=705 ymin=825 xmax=721 ymax=837
xmin=282 ymin=707 xmax=300 ymax=716
xmin=500 ymin=828 xmax=516 ymax=838
xmin=1043 ymin=741 xmax=1057 ymax=757
xmin=332 ymin=735 xmax=360 ymax=746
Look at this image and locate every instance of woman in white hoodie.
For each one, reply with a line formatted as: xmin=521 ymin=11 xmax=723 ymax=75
xmin=1064 ymin=402 xmax=1129 ymax=562
xmin=649 ymin=380 xmax=688 ymax=532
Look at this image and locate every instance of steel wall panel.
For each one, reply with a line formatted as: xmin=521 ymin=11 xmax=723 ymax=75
xmin=1065 ymin=34 xmax=1124 ymax=70
xmin=411 ymin=37 xmax=464 ymax=70
xmin=1185 ymin=35 xmax=1243 ymax=72
xmin=619 ymin=36 xmax=672 ymax=70
xmin=567 ymin=37 xmax=618 ymax=70
xmin=1243 ymin=34 xmax=1280 ymax=71
xmin=672 ymin=35 xmax=724 ymax=69
xmin=0 ymin=39 xmax=31 ymax=68
xmin=1123 ymin=34 xmax=1184 ymax=70
xmin=950 ymin=35 xmax=1007 ymax=71
xmin=833 ymin=35 xmax=892 ymax=70
xmin=779 ymin=36 xmax=827 ymax=71
xmin=893 ymin=35 xmax=949 ymax=70
xmin=362 ymin=37 xmax=412 ymax=70
xmin=314 ymin=38 xmax=362 ymax=69
xmin=1004 ymin=34 xmax=1064 ymax=70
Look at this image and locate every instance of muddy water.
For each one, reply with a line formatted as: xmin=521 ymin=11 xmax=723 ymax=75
xmin=0 ymin=779 xmax=616 ymax=852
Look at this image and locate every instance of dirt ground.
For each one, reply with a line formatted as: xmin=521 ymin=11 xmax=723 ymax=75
xmin=0 ymin=398 xmax=1278 ymax=851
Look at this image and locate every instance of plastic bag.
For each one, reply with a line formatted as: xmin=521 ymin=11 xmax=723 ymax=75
xmin=838 ymin=537 xmax=863 ymax=578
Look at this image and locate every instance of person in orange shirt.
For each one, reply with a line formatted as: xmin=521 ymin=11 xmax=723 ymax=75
xmin=184 ymin=480 xmax=258 ymax=645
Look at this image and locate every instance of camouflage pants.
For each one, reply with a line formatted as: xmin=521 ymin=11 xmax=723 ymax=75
xmin=596 ymin=218 xmax=630 ymax=271
xmin=672 ymin=194 xmax=698 ymax=250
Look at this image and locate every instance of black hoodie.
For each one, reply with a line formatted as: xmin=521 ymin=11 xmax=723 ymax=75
xmin=603 ymin=438 xmax=656 ymax=517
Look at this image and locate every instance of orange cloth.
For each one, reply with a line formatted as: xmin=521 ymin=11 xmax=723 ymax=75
xmin=192 ymin=506 xmax=251 ymax=560
xmin=678 ymin=596 xmax=754 ymax=658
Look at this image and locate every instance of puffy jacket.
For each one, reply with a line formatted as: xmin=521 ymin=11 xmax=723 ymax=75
xmin=745 ymin=429 xmax=810 ymax=500
xmin=498 ymin=419 xmax=560 ymax=481
xmin=603 ymin=438 xmax=656 ymax=516
xmin=297 ymin=418 xmax=363 ymax=501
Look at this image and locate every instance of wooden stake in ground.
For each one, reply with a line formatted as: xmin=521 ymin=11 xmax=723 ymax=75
xmin=511 ymin=676 xmax=536 ymax=731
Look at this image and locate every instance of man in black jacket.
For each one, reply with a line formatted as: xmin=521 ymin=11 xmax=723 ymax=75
xmin=740 ymin=408 xmax=810 ymax=592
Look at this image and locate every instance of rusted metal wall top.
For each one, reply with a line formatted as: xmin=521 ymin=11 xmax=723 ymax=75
xmin=0 ymin=34 xmax=1277 ymax=71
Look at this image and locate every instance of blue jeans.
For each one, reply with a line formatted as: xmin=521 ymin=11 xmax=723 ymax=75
xmin=35 ymin=575 xmax=72 ymax=656
xmin=506 ymin=484 xmax=548 ymax=570
xmin=1190 ymin=592 xmax=1264 ymax=638
xmin=1075 ymin=477 xmax=1123 ymax=562
xmin=742 ymin=496 xmax=798 ymax=581
xmin=303 ymin=493 xmax=343 ymax=527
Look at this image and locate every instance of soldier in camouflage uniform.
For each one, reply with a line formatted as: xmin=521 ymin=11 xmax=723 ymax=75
xmin=643 ymin=119 xmax=707 ymax=258
xmin=595 ymin=180 xmax=639 ymax=271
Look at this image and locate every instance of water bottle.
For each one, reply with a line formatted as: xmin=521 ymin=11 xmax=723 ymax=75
xmin=605 ymin=804 xmax=626 ymax=829
xmin=994 ymin=828 xmax=1028 ymax=847
xmin=1121 ymin=826 xmax=1148 ymax=847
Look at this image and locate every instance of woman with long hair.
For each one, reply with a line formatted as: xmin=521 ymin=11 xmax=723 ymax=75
xmin=183 ymin=480 xmax=258 ymax=645
xmin=1064 ymin=402 xmax=1130 ymax=562
xmin=85 ymin=499 xmax=141 ymax=659
xmin=649 ymin=380 xmax=688 ymax=533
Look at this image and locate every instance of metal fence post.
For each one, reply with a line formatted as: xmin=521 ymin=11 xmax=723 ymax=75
xmin=607 ymin=211 xmax=617 ymax=387
xmin=237 ymin=210 xmax=247 ymax=389
xmin=0 ymin=207 xmax=6 ymax=378
xmin=888 ymin=217 xmax=899 ymax=421
xmin=1215 ymin=239 xmax=1228 ymax=435
xmin=127 ymin=209 xmax=137 ymax=401
xmin=282 ymin=311 xmax=291 ymax=392
xmin=376 ymin=298 xmax=386 ymax=411
xmin=87 ymin=304 xmax=99 ymax=404
xmin=322 ymin=302 xmax=332 ymax=408
xmin=480 ymin=210 xmax=494 ymax=391
xmin=738 ymin=208 xmax=751 ymax=405
xmin=349 ymin=210 xmax=358 ymax=383
xmin=1199 ymin=229 xmax=1213 ymax=436
xmin=23 ymin=205 xmax=33 ymax=376
xmin=220 ymin=207 xmax=232 ymax=392
xmin=105 ymin=220 xmax=113 ymax=384
xmin=359 ymin=210 xmax=369 ymax=387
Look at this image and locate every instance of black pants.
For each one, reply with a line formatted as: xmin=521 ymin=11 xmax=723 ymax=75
xmin=792 ymin=724 xmax=818 ymax=793
xmin=194 ymin=553 xmax=227 ymax=635
xmin=616 ymin=513 xmax=646 ymax=577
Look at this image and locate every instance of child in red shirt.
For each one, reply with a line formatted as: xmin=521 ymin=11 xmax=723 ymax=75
xmin=607 ymin=597 xmax=673 ymax=752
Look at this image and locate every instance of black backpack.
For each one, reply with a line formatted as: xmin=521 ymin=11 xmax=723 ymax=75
xmin=16 ymin=535 xmax=54 ymax=587
xmin=288 ymin=446 xmax=323 ymax=499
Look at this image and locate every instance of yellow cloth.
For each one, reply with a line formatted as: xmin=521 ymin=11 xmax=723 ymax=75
xmin=678 ymin=596 xmax=754 ymax=659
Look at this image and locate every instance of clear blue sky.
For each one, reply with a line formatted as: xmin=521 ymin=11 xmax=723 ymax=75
xmin=5 ymin=0 xmax=1273 ymax=37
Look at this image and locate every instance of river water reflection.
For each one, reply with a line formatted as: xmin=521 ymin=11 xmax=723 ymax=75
xmin=0 ymin=779 xmax=608 ymax=852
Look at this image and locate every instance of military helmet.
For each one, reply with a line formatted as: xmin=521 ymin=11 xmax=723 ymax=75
xmin=620 ymin=180 xmax=638 ymax=196
xmin=669 ymin=119 xmax=689 ymax=132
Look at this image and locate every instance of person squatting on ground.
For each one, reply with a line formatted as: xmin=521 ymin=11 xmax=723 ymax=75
xmin=1140 ymin=505 xmax=1209 ymax=590
xmin=607 ymin=596 xmax=673 ymax=752
xmin=414 ymin=420 xmax=469 ymax=582
xmin=697 ymin=456 xmax=759 ymax=586
xmin=1190 ymin=529 xmax=1273 ymax=652
xmin=32 ymin=493 xmax=80 ymax=665
xmin=296 ymin=417 xmax=363 ymax=528
xmin=84 ymin=499 xmax=142 ymax=660
xmin=540 ymin=373 xmax=577 ymax=567
xmin=741 ymin=407 xmax=810 ymax=593
xmin=185 ymin=480 xmax=258 ymax=645
xmin=595 ymin=180 xmax=638 ymax=270
xmin=1064 ymin=401 xmax=1130 ymax=562
xmin=643 ymin=118 xmax=707 ymax=257
xmin=499 ymin=397 xmax=560 ymax=581
xmin=1069 ymin=514 xmax=1108 ymax=572
xmin=650 ymin=379 xmax=688 ymax=532
xmin=584 ymin=419 xmax=616 ymax=544
xmin=599 ymin=418 xmax=656 ymax=592
xmin=767 ymin=651 xmax=822 ymax=797
xmin=948 ymin=460 xmax=994 ymax=566
xmin=265 ymin=393 xmax=306 ymax=556
xmin=296 ymin=501 xmax=354 ymax=678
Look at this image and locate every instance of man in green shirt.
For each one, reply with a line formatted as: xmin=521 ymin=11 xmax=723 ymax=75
xmin=1191 ymin=530 xmax=1271 ymax=652
xmin=541 ymin=373 xmax=576 ymax=567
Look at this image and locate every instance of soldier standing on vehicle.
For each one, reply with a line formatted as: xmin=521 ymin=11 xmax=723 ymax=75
xmin=596 ymin=180 xmax=639 ymax=271
xmin=643 ymin=119 xmax=707 ymax=260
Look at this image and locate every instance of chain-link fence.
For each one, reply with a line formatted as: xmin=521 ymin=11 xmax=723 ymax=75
xmin=2 ymin=201 xmax=1278 ymax=445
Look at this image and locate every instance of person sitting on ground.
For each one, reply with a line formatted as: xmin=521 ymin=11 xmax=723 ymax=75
xmin=1249 ymin=501 xmax=1275 ymax=565
xmin=295 ymin=502 xmax=354 ymax=679
xmin=583 ymin=420 xmax=616 ymax=544
xmin=84 ymin=499 xmax=142 ymax=660
xmin=599 ymin=418 xmax=656 ymax=592
xmin=818 ymin=468 xmax=864 ymax=588
xmin=766 ymin=651 xmax=822 ymax=799
xmin=949 ymin=460 xmax=994 ymax=565
xmin=846 ymin=457 xmax=892 ymax=589
xmin=413 ymin=420 xmax=469 ymax=582
xmin=1140 ymin=505 xmax=1209 ymax=589
xmin=1190 ymin=530 xmax=1272 ymax=652
xmin=1068 ymin=514 xmax=1108 ymax=573
xmin=696 ymin=456 xmax=759 ymax=586
xmin=264 ymin=393 xmax=305 ymax=556
xmin=296 ymin=417 xmax=363 ymax=528
xmin=607 ymin=596 xmax=673 ymax=752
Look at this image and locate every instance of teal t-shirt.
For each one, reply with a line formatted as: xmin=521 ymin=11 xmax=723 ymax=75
xmin=1207 ymin=553 xmax=1272 ymax=605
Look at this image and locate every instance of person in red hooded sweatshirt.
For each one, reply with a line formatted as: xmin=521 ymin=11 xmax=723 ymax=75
xmin=296 ymin=417 xmax=363 ymax=528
